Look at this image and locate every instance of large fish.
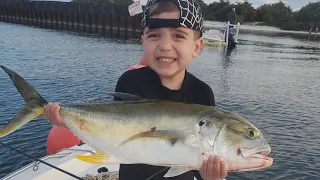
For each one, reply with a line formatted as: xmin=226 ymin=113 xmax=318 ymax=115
xmin=0 ymin=66 xmax=273 ymax=177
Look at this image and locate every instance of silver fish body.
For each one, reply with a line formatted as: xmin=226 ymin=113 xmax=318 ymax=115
xmin=0 ymin=66 xmax=273 ymax=177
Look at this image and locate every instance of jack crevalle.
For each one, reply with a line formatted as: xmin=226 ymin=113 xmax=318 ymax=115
xmin=0 ymin=66 xmax=273 ymax=177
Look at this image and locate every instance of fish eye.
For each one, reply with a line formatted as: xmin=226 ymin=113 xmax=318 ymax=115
xmin=246 ymin=128 xmax=258 ymax=139
xmin=199 ymin=120 xmax=205 ymax=126
xmin=198 ymin=120 xmax=212 ymax=127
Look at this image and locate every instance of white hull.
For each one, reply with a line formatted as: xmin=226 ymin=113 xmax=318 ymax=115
xmin=3 ymin=144 xmax=199 ymax=180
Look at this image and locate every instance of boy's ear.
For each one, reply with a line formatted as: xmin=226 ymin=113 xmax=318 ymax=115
xmin=193 ymin=37 xmax=204 ymax=58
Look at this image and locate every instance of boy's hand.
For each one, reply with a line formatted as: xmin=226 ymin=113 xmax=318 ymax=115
xmin=44 ymin=102 xmax=66 ymax=127
xmin=200 ymin=156 xmax=227 ymax=180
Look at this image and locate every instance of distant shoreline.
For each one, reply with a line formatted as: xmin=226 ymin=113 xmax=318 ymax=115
xmin=204 ymin=21 xmax=311 ymax=34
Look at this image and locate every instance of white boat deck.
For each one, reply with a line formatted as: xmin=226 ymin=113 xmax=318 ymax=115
xmin=3 ymin=144 xmax=119 ymax=180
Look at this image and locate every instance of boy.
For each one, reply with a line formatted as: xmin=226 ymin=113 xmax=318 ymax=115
xmin=44 ymin=0 xmax=227 ymax=179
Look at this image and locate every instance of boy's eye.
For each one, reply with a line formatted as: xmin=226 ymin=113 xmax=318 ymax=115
xmin=147 ymin=33 xmax=160 ymax=38
xmin=173 ymin=34 xmax=185 ymax=39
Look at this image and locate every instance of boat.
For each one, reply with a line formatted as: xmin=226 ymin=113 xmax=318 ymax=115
xmin=2 ymin=143 xmax=120 ymax=180
xmin=203 ymin=21 xmax=240 ymax=48
xmin=2 ymin=143 xmax=200 ymax=180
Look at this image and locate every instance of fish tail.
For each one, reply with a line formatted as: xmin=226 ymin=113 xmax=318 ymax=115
xmin=0 ymin=66 xmax=48 ymax=137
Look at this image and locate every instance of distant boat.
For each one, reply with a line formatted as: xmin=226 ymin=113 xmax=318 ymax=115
xmin=204 ymin=21 xmax=240 ymax=49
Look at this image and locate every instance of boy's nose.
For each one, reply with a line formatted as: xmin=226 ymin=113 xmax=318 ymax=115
xmin=159 ymin=44 xmax=172 ymax=52
xmin=158 ymin=39 xmax=173 ymax=52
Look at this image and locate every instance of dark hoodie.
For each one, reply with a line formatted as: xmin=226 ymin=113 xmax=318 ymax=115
xmin=114 ymin=67 xmax=215 ymax=180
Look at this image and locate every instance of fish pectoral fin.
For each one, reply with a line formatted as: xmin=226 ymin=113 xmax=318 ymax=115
xmin=119 ymin=130 xmax=187 ymax=147
xmin=75 ymin=151 xmax=119 ymax=164
xmin=163 ymin=167 xmax=194 ymax=178
xmin=106 ymin=92 xmax=145 ymax=101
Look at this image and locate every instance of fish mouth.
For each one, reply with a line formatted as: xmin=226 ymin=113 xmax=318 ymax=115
xmin=243 ymin=151 xmax=273 ymax=172
xmin=240 ymin=145 xmax=271 ymax=159
xmin=248 ymin=148 xmax=273 ymax=167
xmin=229 ymin=147 xmax=273 ymax=172
xmin=252 ymin=149 xmax=270 ymax=157
xmin=250 ymin=150 xmax=272 ymax=161
xmin=240 ymin=146 xmax=273 ymax=164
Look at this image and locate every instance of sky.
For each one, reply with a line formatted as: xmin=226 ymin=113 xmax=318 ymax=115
xmin=213 ymin=0 xmax=319 ymax=10
xmin=136 ymin=0 xmax=318 ymax=10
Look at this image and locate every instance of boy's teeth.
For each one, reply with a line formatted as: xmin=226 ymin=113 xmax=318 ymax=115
xmin=159 ymin=58 xmax=174 ymax=62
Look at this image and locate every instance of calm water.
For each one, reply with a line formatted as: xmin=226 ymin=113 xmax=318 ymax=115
xmin=0 ymin=22 xmax=319 ymax=179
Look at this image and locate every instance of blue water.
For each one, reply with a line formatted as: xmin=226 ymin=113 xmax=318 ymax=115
xmin=0 ymin=22 xmax=320 ymax=179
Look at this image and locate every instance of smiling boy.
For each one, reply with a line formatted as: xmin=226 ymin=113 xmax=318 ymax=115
xmin=112 ymin=0 xmax=227 ymax=179
xmin=44 ymin=0 xmax=227 ymax=179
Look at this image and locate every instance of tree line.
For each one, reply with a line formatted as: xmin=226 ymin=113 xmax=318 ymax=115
xmin=72 ymin=0 xmax=319 ymax=31
xmin=200 ymin=0 xmax=320 ymax=31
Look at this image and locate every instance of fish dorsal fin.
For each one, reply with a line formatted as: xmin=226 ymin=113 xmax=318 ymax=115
xmin=106 ymin=92 xmax=145 ymax=101
xmin=75 ymin=150 xmax=119 ymax=164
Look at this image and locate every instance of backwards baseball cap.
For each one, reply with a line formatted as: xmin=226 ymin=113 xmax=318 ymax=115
xmin=141 ymin=0 xmax=204 ymax=36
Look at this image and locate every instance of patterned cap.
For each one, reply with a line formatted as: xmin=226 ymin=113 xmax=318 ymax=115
xmin=141 ymin=0 xmax=204 ymax=34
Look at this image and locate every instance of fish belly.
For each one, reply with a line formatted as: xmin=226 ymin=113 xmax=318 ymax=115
xmin=117 ymin=138 xmax=201 ymax=168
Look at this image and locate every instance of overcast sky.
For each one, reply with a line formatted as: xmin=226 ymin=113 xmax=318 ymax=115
xmin=39 ymin=0 xmax=319 ymax=11
xmin=212 ymin=0 xmax=319 ymax=10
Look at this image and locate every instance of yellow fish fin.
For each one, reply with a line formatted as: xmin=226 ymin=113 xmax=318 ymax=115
xmin=119 ymin=129 xmax=186 ymax=147
xmin=75 ymin=151 xmax=119 ymax=164
xmin=0 ymin=66 xmax=47 ymax=138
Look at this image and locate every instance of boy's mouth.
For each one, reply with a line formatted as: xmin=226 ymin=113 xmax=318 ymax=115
xmin=158 ymin=57 xmax=175 ymax=63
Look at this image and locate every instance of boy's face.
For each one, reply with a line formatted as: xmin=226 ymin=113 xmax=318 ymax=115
xmin=141 ymin=10 xmax=203 ymax=79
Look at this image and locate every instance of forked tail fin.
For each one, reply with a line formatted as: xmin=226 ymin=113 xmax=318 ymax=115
xmin=0 ymin=66 xmax=48 ymax=137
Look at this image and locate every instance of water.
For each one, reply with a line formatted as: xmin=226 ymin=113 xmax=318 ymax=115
xmin=0 ymin=22 xmax=319 ymax=179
